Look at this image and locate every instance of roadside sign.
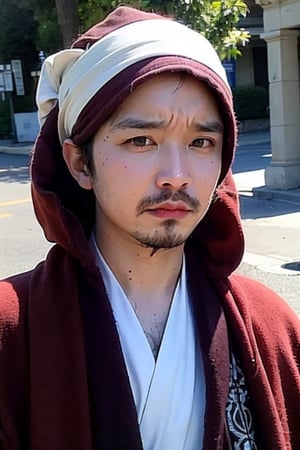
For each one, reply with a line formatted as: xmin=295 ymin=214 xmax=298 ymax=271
xmin=222 ymin=59 xmax=236 ymax=89
xmin=3 ymin=68 xmax=13 ymax=92
xmin=11 ymin=59 xmax=25 ymax=96
xmin=0 ymin=72 xmax=5 ymax=92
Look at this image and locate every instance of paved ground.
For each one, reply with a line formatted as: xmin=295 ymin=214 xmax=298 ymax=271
xmin=233 ymin=130 xmax=300 ymax=316
xmin=236 ymin=130 xmax=300 ymax=203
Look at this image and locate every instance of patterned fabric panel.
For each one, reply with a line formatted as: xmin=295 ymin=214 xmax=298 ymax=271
xmin=226 ymin=353 xmax=257 ymax=450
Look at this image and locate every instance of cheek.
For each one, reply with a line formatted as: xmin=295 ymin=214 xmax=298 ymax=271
xmin=209 ymin=157 xmax=222 ymax=184
xmin=193 ymin=156 xmax=222 ymax=190
xmin=92 ymin=155 xmax=149 ymax=205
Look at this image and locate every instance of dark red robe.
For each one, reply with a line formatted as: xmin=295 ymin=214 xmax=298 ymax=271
xmin=0 ymin=7 xmax=299 ymax=449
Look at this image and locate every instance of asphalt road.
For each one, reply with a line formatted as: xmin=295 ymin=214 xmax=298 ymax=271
xmin=1 ymin=148 xmax=299 ymax=317
xmin=0 ymin=153 xmax=52 ymax=276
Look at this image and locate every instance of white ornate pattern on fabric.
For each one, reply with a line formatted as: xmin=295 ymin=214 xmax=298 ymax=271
xmin=226 ymin=352 xmax=257 ymax=450
xmin=91 ymin=233 xmax=206 ymax=450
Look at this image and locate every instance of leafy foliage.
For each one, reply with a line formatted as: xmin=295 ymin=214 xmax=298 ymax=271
xmin=78 ymin=0 xmax=114 ymax=31
xmin=0 ymin=0 xmax=250 ymax=60
xmin=0 ymin=0 xmax=250 ymax=137
xmin=110 ymin=0 xmax=250 ymax=60
xmin=34 ymin=2 xmax=62 ymax=54
xmin=0 ymin=1 xmax=39 ymax=63
xmin=0 ymin=0 xmax=40 ymax=112
xmin=157 ymin=0 xmax=250 ymax=61
xmin=193 ymin=0 xmax=250 ymax=60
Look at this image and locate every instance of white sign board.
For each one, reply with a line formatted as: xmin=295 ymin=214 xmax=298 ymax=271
xmin=3 ymin=70 xmax=13 ymax=91
xmin=11 ymin=60 xmax=25 ymax=96
xmin=14 ymin=112 xmax=39 ymax=142
xmin=0 ymin=73 xmax=5 ymax=92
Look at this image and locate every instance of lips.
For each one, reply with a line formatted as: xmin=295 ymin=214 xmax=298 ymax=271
xmin=146 ymin=202 xmax=192 ymax=219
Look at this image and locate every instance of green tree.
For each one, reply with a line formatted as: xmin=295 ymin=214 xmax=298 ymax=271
xmin=172 ymin=0 xmax=250 ymax=61
xmin=55 ymin=0 xmax=80 ymax=47
xmin=112 ymin=0 xmax=249 ymax=61
xmin=31 ymin=0 xmax=77 ymax=50
xmin=0 ymin=0 xmax=39 ymax=99
xmin=0 ymin=1 xmax=39 ymax=64
xmin=0 ymin=0 xmax=40 ymax=136
xmin=31 ymin=0 xmax=62 ymax=54
xmin=78 ymin=0 xmax=114 ymax=31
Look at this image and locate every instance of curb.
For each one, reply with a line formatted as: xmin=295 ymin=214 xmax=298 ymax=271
xmin=242 ymin=251 xmax=300 ymax=276
xmin=237 ymin=138 xmax=270 ymax=147
xmin=0 ymin=145 xmax=33 ymax=156
xmin=237 ymin=135 xmax=271 ymax=148
xmin=253 ymin=186 xmax=300 ymax=205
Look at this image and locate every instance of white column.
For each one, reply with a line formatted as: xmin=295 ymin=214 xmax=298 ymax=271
xmin=262 ymin=29 xmax=300 ymax=189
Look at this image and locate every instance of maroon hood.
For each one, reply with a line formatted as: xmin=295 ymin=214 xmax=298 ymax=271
xmin=30 ymin=6 xmax=244 ymax=281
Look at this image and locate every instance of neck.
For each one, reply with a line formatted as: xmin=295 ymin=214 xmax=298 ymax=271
xmin=94 ymin=222 xmax=186 ymax=359
xmin=94 ymin=226 xmax=184 ymax=304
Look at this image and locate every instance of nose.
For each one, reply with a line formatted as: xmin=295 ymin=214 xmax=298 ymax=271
xmin=155 ymin=146 xmax=192 ymax=190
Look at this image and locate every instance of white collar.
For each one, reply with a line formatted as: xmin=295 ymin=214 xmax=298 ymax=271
xmin=90 ymin=233 xmax=205 ymax=449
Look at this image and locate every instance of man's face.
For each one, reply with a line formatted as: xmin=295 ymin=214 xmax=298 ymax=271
xmin=90 ymin=73 xmax=223 ymax=253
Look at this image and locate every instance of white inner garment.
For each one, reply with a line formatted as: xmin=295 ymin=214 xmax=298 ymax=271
xmin=91 ymin=234 xmax=206 ymax=449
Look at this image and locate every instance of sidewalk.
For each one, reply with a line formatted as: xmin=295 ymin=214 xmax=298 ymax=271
xmin=0 ymin=139 xmax=33 ymax=155
xmin=236 ymin=130 xmax=300 ymax=205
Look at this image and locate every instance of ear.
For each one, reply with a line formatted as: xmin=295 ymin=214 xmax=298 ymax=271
xmin=62 ymin=139 xmax=92 ymax=190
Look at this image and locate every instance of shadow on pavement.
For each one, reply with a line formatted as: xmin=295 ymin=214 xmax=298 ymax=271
xmin=0 ymin=154 xmax=30 ymax=183
xmin=239 ymin=195 xmax=300 ymax=220
xmin=233 ymin=147 xmax=271 ymax=174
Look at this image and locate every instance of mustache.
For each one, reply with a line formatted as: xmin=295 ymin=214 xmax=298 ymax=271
xmin=136 ymin=190 xmax=200 ymax=216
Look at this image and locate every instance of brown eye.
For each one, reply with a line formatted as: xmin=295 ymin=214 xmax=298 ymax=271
xmin=191 ymin=138 xmax=211 ymax=148
xmin=125 ymin=136 xmax=155 ymax=149
xmin=122 ymin=134 xmax=157 ymax=153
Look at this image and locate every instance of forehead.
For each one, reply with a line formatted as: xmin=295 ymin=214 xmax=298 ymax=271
xmin=108 ymin=72 xmax=221 ymax=124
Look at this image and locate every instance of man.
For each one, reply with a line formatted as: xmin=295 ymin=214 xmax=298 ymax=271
xmin=0 ymin=6 xmax=299 ymax=450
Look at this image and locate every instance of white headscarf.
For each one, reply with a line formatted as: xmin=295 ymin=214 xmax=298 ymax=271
xmin=36 ymin=18 xmax=229 ymax=144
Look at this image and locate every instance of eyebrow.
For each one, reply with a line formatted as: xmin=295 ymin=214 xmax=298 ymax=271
xmin=111 ymin=117 xmax=224 ymax=134
xmin=111 ymin=118 xmax=166 ymax=131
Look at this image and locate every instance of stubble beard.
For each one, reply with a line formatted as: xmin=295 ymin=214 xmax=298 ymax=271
xmin=133 ymin=189 xmax=201 ymax=255
xmin=132 ymin=219 xmax=187 ymax=256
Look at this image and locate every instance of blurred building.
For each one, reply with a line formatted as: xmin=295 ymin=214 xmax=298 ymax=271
xmin=237 ymin=1 xmax=268 ymax=88
xmin=255 ymin=0 xmax=300 ymax=190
